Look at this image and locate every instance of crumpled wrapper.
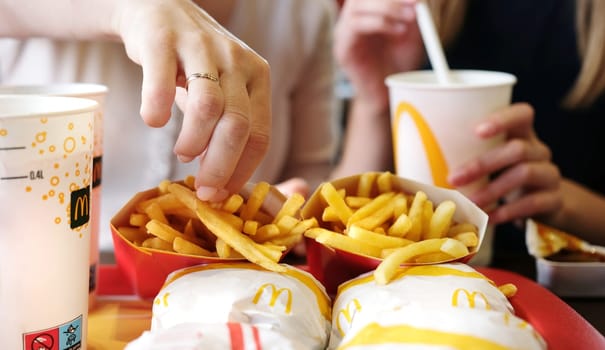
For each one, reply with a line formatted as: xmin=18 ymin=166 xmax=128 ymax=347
xmin=145 ymin=262 xmax=332 ymax=350
xmin=328 ymin=262 xmax=546 ymax=350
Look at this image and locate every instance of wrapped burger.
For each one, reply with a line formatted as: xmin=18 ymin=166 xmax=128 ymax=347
xmin=328 ymin=262 xmax=547 ymax=350
xmin=125 ymin=322 xmax=309 ymax=350
xmin=127 ymin=262 xmax=331 ymax=350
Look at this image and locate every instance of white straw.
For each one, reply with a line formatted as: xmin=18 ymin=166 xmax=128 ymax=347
xmin=415 ymin=0 xmax=452 ymax=84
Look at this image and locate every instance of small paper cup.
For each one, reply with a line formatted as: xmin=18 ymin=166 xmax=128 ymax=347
xmin=110 ymin=182 xmax=289 ymax=299
xmin=526 ymin=219 xmax=605 ymax=297
xmin=301 ymin=173 xmax=489 ymax=294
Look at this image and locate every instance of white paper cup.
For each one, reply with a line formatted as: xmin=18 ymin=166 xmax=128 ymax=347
xmin=0 ymin=95 xmax=96 ymax=349
xmin=386 ymin=70 xmax=516 ymax=265
xmin=0 ymin=83 xmax=107 ymax=309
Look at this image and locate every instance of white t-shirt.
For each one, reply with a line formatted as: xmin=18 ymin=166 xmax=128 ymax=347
xmin=0 ymin=0 xmax=339 ymax=252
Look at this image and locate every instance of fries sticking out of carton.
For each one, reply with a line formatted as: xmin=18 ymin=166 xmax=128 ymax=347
xmin=301 ymin=172 xmax=489 ymax=292
xmin=111 ymin=176 xmax=314 ymax=298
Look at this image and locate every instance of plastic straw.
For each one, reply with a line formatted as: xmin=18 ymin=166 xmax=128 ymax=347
xmin=415 ymin=0 xmax=452 ymax=84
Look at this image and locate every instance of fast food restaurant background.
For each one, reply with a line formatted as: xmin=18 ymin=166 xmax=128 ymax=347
xmin=2 ymin=0 xmax=605 ymax=346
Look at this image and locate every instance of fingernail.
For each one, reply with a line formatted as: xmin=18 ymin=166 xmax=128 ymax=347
xmin=196 ymin=186 xmax=218 ymax=201
xmin=447 ymin=170 xmax=463 ymax=185
xmin=177 ymin=155 xmax=194 ymax=163
xmin=476 ymin=122 xmax=496 ymax=136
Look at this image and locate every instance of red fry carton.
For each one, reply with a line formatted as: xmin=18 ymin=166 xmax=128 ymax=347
xmin=110 ymin=182 xmax=289 ymax=299
xmin=301 ymin=173 xmax=489 ymax=294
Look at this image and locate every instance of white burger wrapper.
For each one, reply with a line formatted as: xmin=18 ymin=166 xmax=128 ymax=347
xmin=329 ymin=263 xmax=546 ymax=350
xmin=125 ymin=322 xmax=310 ymax=350
xmin=147 ymin=262 xmax=332 ymax=350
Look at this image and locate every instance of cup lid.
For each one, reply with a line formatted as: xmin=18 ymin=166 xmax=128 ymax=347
xmin=385 ymin=69 xmax=517 ymax=89
xmin=0 ymin=95 xmax=98 ymax=119
xmin=0 ymin=83 xmax=108 ymax=96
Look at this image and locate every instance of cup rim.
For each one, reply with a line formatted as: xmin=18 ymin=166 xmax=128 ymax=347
xmin=0 ymin=82 xmax=108 ymax=96
xmin=385 ymin=69 xmax=517 ymax=90
xmin=0 ymin=94 xmax=99 ymax=118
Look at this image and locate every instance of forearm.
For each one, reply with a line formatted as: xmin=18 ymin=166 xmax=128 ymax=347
xmin=551 ymin=179 xmax=605 ymax=245
xmin=0 ymin=0 xmax=120 ymax=39
xmin=331 ymin=98 xmax=393 ymax=179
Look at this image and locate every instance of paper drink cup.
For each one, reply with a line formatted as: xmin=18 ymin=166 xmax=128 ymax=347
xmin=0 ymin=83 xmax=107 ymax=309
xmin=0 ymin=95 xmax=96 ymax=349
xmin=386 ymin=70 xmax=516 ymax=265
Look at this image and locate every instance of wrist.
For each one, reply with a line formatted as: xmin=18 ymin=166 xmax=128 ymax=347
xmin=545 ymin=179 xmax=602 ymax=241
xmin=60 ymin=0 xmax=122 ymax=40
xmin=351 ymin=96 xmax=390 ymax=121
xmin=99 ymin=0 xmax=130 ymax=40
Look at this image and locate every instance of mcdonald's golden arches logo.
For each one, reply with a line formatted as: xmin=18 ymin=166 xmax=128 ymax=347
xmin=451 ymin=288 xmax=491 ymax=310
xmin=392 ymin=102 xmax=452 ymax=188
xmin=70 ymin=185 xmax=90 ymax=229
xmin=154 ymin=292 xmax=170 ymax=308
xmin=92 ymin=156 xmax=102 ymax=188
xmin=252 ymin=283 xmax=293 ymax=314
xmin=336 ymin=298 xmax=362 ymax=337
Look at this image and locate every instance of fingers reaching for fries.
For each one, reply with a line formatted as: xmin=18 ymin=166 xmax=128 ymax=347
xmin=115 ymin=176 xmax=314 ymax=273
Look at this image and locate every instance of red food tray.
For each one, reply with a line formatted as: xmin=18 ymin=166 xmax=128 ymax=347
xmin=96 ymin=264 xmax=605 ymax=350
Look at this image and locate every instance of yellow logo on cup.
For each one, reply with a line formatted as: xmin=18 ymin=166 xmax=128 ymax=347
xmin=92 ymin=156 xmax=102 ymax=188
xmin=392 ymin=102 xmax=451 ymax=188
xmin=252 ymin=283 xmax=293 ymax=314
xmin=71 ymin=186 xmax=90 ymax=228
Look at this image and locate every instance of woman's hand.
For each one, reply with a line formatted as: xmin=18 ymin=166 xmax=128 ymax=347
xmin=448 ymin=103 xmax=564 ymax=225
xmin=334 ymin=0 xmax=424 ymax=111
xmin=114 ymin=0 xmax=271 ymax=201
xmin=1 ymin=0 xmax=271 ymax=202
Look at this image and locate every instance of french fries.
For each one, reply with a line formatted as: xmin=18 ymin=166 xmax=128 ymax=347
xmin=374 ymin=238 xmax=469 ymax=284
xmin=117 ymin=172 xmax=483 ymax=282
xmin=302 ymin=172 xmax=482 ymax=284
xmin=116 ymin=176 xmax=313 ymax=272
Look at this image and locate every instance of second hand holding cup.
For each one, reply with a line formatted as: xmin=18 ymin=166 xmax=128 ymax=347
xmin=385 ymin=2 xmax=517 ymax=265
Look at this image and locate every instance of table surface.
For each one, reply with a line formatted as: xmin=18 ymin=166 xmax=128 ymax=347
xmin=88 ymin=298 xmax=151 ymax=350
